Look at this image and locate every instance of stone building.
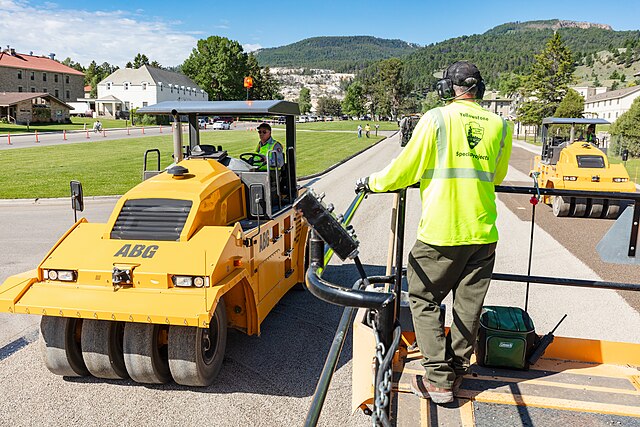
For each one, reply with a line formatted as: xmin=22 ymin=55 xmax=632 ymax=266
xmin=0 ymin=47 xmax=85 ymax=108
xmin=0 ymin=92 xmax=73 ymax=124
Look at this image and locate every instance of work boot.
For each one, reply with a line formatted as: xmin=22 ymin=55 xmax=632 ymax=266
xmin=410 ymin=375 xmax=453 ymax=404
xmin=453 ymin=376 xmax=464 ymax=396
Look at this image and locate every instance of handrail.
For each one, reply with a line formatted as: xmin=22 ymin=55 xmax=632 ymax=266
xmin=306 ymin=265 xmax=395 ymax=309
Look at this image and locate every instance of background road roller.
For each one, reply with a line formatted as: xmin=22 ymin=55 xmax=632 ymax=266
xmin=531 ymin=117 xmax=635 ymax=218
xmin=0 ymin=100 xmax=309 ymax=386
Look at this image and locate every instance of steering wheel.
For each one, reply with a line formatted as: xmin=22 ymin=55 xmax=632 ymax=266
xmin=240 ymin=152 xmax=267 ymax=169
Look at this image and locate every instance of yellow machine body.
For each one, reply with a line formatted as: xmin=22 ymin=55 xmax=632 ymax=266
xmin=532 ymin=142 xmax=635 ymax=200
xmin=0 ymin=157 xmax=308 ymax=334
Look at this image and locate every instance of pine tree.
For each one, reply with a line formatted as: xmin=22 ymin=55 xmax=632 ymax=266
xmin=518 ymin=32 xmax=575 ymax=125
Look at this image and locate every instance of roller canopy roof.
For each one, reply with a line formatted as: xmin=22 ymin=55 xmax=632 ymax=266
xmin=542 ymin=117 xmax=610 ymax=125
xmin=137 ymin=100 xmax=300 ymax=116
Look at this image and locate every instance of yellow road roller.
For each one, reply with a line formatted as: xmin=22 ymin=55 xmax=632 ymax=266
xmin=0 ymin=100 xmax=309 ymax=386
xmin=531 ymin=117 xmax=635 ymax=218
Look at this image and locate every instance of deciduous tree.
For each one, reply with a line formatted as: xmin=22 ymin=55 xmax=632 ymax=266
xmin=316 ymin=96 xmax=342 ymax=117
xmin=182 ymin=36 xmax=249 ymax=100
xmin=553 ymin=88 xmax=584 ymax=118
xmin=341 ymin=81 xmax=366 ymax=118
xmin=610 ymin=97 xmax=640 ymax=156
xmin=298 ymin=87 xmax=312 ymax=114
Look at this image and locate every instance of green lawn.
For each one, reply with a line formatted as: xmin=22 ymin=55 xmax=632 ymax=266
xmin=275 ymin=120 xmax=399 ymax=132
xmin=0 ymin=117 xmax=135 ymax=134
xmin=0 ymin=128 xmax=382 ymax=199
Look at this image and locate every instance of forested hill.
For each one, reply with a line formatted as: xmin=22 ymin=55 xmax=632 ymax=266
xmin=254 ymin=36 xmax=419 ymax=72
xmin=402 ymin=19 xmax=640 ymax=89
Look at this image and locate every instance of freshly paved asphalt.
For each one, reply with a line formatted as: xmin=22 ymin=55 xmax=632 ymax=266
xmin=0 ymin=133 xmax=638 ymax=426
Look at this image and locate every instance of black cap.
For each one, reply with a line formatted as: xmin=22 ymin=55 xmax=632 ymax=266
xmin=257 ymin=122 xmax=271 ymax=131
xmin=445 ymin=61 xmax=482 ymax=87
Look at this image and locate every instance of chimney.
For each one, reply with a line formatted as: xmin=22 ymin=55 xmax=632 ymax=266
xmin=29 ymin=51 xmax=33 ymax=56
xmin=10 ymin=48 xmax=16 ymax=56
xmin=49 ymin=53 xmax=55 ymax=60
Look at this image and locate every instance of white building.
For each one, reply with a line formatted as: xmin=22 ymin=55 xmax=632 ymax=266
xmin=583 ymin=85 xmax=640 ymax=122
xmin=570 ymin=85 xmax=607 ymax=100
xmin=96 ymin=65 xmax=208 ymax=118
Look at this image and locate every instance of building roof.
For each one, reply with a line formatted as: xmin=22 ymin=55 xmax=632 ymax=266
xmin=96 ymin=95 xmax=124 ymax=102
xmin=84 ymin=85 xmax=92 ymax=92
xmin=99 ymin=65 xmax=204 ymax=91
xmin=138 ymin=100 xmax=301 ymax=116
xmin=586 ymin=85 xmax=640 ymax=103
xmin=0 ymin=92 xmax=73 ymax=108
xmin=0 ymin=52 xmax=84 ymax=76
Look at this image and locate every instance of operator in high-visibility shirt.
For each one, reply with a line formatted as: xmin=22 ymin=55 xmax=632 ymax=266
xmin=355 ymin=61 xmax=512 ymax=404
xmin=255 ymin=122 xmax=284 ymax=172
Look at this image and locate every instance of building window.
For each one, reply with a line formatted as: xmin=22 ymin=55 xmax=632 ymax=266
xmin=124 ymin=82 xmax=129 ymax=90
xmin=18 ymin=86 xmax=23 ymax=92
xmin=142 ymin=82 xmax=147 ymax=90
xmin=617 ymin=99 xmax=620 ymax=105
xmin=143 ymin=102 xmax=148 ymax=107
xmin=66 ymin=90 xmax=70 ymax=99
xmin=17 ymin=70 xmax=22 ymax=79
xmin=43 ymin=88 xmax=47 ymax=93
xmin=31 ymin=87 xmax=36 ymax=92
xmin=55 ymin=89 xmax=59 ymax=97
xmin=616 ymin=112 xmax=619 ymax=118
xmin=43 ymin=73 xmax=47 ymax=82
xmin=65 ymin=75 xmax=69 ymax=84
xmin=54 ymin=74 xmax=59 ymax=83
xmin=30 ymin=71 xmax=35 ymax=80
xmin=106 ymin=82 xmax=112 ymax=90
xmin=158 ymin=82 xmax=163 ymax=91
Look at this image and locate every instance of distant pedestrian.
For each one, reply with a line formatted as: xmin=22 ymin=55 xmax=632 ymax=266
xmin=357 ymin=124 xmax=363 ymax=138
xmin=375 ymin=124 xmax=380 ymax=136
xmin=365 ymin=123 xmax=371 ymax=138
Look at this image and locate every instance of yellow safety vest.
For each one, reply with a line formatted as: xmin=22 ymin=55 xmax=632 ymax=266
xmin=369 ymin=100 xmax=512 ymax=246
xmin=256 ymin=138 xmax=284 ymax=172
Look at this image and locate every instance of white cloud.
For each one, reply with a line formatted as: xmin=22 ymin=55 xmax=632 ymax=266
xmin=243 ymin=43 xmax=263 ymax=53
xmin=0 ymin=0 xmax=198 ymax=67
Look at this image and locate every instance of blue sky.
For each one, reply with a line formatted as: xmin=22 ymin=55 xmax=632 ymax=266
xmin=1 ymin=0 xmax=639 ymax=67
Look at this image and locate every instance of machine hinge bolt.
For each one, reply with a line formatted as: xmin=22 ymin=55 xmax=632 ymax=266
xmin=234 ymin=305 xmax=242 ymax=314
xmin=147 ymin=316 xmax=152 ymax=323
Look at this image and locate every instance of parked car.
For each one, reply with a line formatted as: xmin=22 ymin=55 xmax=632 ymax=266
xmin=212 ymin=121 xmax=230 ymax=130
xmin=198 ymin=118 xmax=207 ymax=128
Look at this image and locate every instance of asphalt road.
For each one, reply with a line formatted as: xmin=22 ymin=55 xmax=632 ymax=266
xmin=0 ymin=133 xmax=639 ymax=426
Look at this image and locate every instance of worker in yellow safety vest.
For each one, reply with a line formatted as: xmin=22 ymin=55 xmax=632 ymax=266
xmin=355 ymin=61 xmax=512 ymax=405
xmin=255 ymin=122 xmax=284 ymax=172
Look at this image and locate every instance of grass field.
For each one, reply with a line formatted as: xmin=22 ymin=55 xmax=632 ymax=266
xmin=0 ymin=128 xmax=383 ymax=199
xmin=0 ymin=117 xmax=134 ymax=134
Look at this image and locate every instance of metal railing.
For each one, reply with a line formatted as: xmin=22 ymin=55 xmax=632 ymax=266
xmin=301 ymin=185 xmax=640 ymax=427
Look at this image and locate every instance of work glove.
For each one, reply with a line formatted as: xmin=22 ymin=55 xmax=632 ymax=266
xmin=355 ymin=176 xmax=371 ymax=194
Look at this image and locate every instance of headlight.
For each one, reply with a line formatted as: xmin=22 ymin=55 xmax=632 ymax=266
xmin=172 ymin=275 xmax=209 ymax=288
xmin=613 ymin=177 xmax=629 ymax=182
xmin=563 ymin=176 xmax=577 ymax=181
xmin=44 ymin=269 xmax=77 ymax=282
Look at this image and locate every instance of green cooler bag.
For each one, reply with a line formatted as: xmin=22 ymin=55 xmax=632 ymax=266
xmin=476 ymin=306 xmax=536 ymax=370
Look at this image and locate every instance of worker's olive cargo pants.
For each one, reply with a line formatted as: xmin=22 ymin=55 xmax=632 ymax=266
xmin=407 ymin=240 xmax=496 ymax=389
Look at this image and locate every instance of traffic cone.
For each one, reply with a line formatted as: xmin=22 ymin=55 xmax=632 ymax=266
xmin=35 ymin=130 xmax=39 ymax=143
xmin=63 ymin=130 xmax=67 ymax=140
xmin=7 ymin=132 xmax=11 ymax=145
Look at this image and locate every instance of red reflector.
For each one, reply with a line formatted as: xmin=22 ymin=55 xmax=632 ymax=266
xmin=233 ymin=259 xmax=242 ymax=267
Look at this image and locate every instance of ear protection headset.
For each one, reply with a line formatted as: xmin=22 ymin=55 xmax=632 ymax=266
xmin=436 ymin=64 xmax=486 ymax=101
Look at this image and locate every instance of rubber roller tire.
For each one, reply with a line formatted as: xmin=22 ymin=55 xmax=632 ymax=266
xmin=81 ymin=319 xmax=128 ymax=379
xmin=168 ymin=297 xmax=227 ymax=387
xmin=40 ymin=316 xmax=89 ymax=377
xmin=552 ymin=196 xmax=570 ymax=217
xmin=123 ymin=323 xmax=171 ymax=384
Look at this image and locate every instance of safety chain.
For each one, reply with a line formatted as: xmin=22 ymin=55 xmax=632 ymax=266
xmin=367 ymin=311 xmax=400 ymax=427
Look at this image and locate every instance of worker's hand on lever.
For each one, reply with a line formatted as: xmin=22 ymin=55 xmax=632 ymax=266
xmin=354 ymin=176 xmax=371 ymax=194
